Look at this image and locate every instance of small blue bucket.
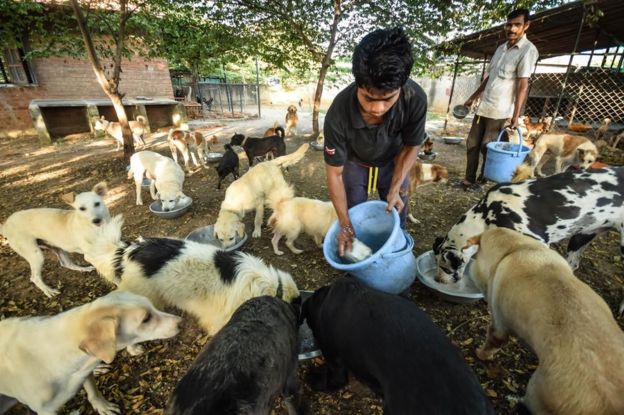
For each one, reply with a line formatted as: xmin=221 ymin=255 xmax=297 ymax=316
xmin=323 ymin=200 xmax=417 ymax=294
xmin=483 ymin=127 xmax=530 ymax=183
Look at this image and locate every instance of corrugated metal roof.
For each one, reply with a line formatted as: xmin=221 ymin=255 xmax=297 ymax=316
xmin=443 ymin=0 xmax=624 ymax=59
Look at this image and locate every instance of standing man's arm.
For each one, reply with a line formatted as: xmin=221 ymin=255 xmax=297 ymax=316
xmin=510 ymin=77 xmax=529 ymax=128
xmin=326 ymin=164 xmax=353 ymax=256
xmin=386 ymin=146 xmax=419 ymax=213
xmin=464 ymin=76 xmax=489 ymax=108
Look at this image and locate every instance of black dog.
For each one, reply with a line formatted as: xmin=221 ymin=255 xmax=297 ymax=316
xmin=230 ymin=127 xmax=286 ymax=166
xmin=215 ymin=144 xmax=240 ymax=189
xmin=166 ymin=296 xmax=304 ymax=415
xmin=302 ymin=278 xmax=494 ymax=414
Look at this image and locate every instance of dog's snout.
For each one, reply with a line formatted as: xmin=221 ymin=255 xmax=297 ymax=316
xmin=164 ymin=208 xmax=170 ymax=212
xmin=92 ymin=218 xmax=102 ymax=225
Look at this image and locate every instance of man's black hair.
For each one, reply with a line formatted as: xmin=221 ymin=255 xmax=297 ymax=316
xmin=352 ymin=27 xmax=413 ymax=91
xmin=507 ymin=8 xmax=530 ymax=23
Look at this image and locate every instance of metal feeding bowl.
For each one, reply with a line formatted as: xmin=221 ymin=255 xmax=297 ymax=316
xmin=453 ymin=104 xmax=470 ymax=119
xmin=418 ymin=151 xmax=437 ymax=161
xmin=185 ymin=224 xmax=248 ymax=251
xmin=149 ymin=197 xmax=193 ymax=219
xmin=205 ymin=152 xmax=224 ymax=163
xmin=415 ymin=251 xmax=483 ymax=304
xmin=299 ymin=290 xmax=322 ymax=360
xmin=443 ymin=136 xmax=463 ymax=145
xmin=310 ymin=141 xmax=324 ymax=151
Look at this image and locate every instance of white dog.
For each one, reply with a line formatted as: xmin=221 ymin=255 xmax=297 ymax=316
xmin=0 ymin=182 xmax=110 ymax=297
xmin=94 ymin=115 xmax=147 ymax=151
xmin=214 ymin=143 xmax=309 ymax=248
xmin=88 ymin=216 xmax=300 ymax=335
xmin=0 ymin=291 xmax=181 ymax=415
xmin=127 ymin=151 xmax=188 ymax=211
xmin=268 ymin=192 xmax=337 ymax=255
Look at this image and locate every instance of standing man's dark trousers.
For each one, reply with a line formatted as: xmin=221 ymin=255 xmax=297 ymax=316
xmin=465 ymin=115 xmax=506 ymax=184
xmin=342 ymin=159 xmax=410 ymax=228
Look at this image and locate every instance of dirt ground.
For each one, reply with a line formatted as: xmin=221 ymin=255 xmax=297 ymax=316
xmin=1 ymin=116 xmax=624 ymax=415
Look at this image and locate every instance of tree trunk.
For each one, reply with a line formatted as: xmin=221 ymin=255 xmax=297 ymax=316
xmin=70 ymin=0 xmax=134 ymax=163
xmin=312 ymin=0 xmax=342 ymax=137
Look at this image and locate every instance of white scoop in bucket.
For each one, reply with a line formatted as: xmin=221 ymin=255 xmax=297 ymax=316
xmin=342 ymin=238 xmax=373 ymax=263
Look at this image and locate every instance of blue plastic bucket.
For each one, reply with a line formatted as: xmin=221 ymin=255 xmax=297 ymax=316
xmin=323 ymin=200 xmax=417 ymax=294
xmin=483 ymin=127 xmax=530 ymax=183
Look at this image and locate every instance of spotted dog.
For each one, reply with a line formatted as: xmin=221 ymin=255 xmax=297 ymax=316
xmin=433 ymin=167 xmax=624 ymax=283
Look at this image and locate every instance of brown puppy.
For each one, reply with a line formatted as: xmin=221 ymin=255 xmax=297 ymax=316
xmin=511 ymin=133 xmax=598 ymax=182
xmin=264 ymin=121 xmax=281 ymax=137
xmin=285 ymin=105 xmax=298 ymax=137
xmin=463 ymin=228 xmax=624 ymax=415
xmin=407 ymin=162 xmax=449 ymax=224
xmin=167 ymin=128 xmax=217 ymax=170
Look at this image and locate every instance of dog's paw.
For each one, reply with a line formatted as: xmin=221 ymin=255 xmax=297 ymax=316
xmin=126 ymin=344 xmax=144 ymax=356
xmin=274 ymin=250 xmax=285 ymax=256
xmin=90 ymin=398 xmax=120 ymax=415
xmin=136 ymin=201 xmax=143 ymax=206
xmin=38 ymin=285 xmax=60 ymax=298
xmin=476 ymin=346 xmax=495 ymax=361
xmin=252 ymin=229 xmax=262 ymax=238
xmin=93 ymin=363 xmax=111 ymax=376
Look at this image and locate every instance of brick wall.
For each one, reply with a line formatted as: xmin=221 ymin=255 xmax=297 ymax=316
xmin=0 ymin=55 xmax=174 ymax=138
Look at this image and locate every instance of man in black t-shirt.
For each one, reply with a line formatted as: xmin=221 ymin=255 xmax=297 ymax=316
xmin=324 ymin=27 xmax=427 ymax=256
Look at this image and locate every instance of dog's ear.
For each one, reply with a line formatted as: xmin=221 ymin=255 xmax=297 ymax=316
xmin=236 ymin=222 xmax=245 ymax=238
xmin=461 ymin=234 xmax=481 ymax=258
xmin=79 ymin=314 xmax=119 ymax=364
xmin=92 ymin=182 xmax=108 ymax=197
xmin=432 ymin=236 xmax=445 ymax=254
xmin=100 ymin=115 xmax=105 ymax=120
xmin=577 ymin=148 xmax=586 ymax=158
xmin=61 ymin=192 xmax=76 ymax=205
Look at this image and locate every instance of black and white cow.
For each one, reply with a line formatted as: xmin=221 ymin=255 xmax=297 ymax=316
xmin=433 ymin=167 xmax=624 ymax=283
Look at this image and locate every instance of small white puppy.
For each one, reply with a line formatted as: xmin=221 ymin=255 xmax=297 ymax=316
xmin=0 ymin=182 xmax=110 ymax=297
xmin=127 ymin=151 xmax=187 ymax=211
xmin=268 ymin=196 xmax=337 ymax=255
xmin=0 ymin=291 xmax=181 ymax=415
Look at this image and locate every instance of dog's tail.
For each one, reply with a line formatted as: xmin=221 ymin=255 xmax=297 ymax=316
xmin=85 ymin=214 xmax=127 ymax=284
xmin=135 ymin=115 xmax=147 ymax=126
xmin=275 ymin=126 xmax=285 ymax=138
xmin=273 ymin=120 xmax=280 ymax=129
xmin=271 ymin=143 xmax=309 ymax=168
xmin=511 ymin=163 xmax=534 ymax=183
xmin=267 ymin=184 xmax=294 ymax=211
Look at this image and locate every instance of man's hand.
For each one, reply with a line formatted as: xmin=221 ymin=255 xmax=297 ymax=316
xmin=510 ymin=116 xmax=519 ymax=129
xmin=464 ymin=97 xmax=475 ymax=108
xmin=337 ymin=224 xmax=354 ymax=257
xmin=386 ymin=188 xmax=407 ymax=215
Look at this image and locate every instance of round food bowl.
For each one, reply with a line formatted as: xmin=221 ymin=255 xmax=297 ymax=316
xmin=452 ymin=104 xmax=470 ymax=119
xmin=185 ymin=224 xmax=247 ymax=251
xmin=415 ymin=250 xmax=483 ymax=304
xmin=310 ymin=141 xmax=324 ymax=151
xmin=443 ymin=136 xmax=463 ymax=145
xmin=418 ymin=151 xmax=437 ymax=161
xmin=149 ymin=197 xmax=193 ymax=219
xmin=299 ymin=290 xmax=322 ymax=360
xmin=205 ymin=152 xmax=224 ymax=163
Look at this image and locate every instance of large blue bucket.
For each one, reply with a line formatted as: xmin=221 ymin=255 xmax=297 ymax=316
xmin=323 ymin=200 xmax=417 ymax=294
xmin=483 ymin=127 xmax=530 ymax=183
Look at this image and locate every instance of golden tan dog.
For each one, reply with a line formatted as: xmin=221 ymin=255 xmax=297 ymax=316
xmin=94 ymin=115 xmax=146 ymax=150
xmin=285 ymin=105 xmax=298 ymax=137
xmin=268 ymin=192 xmax=337 ymax=255
xmin=511 ymin=133 xmax=598 ymax=182
xmin=463 ymin=227 xmax=624 ymax=415
xmin=214 ymin=144 xmax=309 ymax=248
xmin=167 ymin=128 xmax=217 ymax=170
xmin=407 ymin=162 xmax=449 ymax=224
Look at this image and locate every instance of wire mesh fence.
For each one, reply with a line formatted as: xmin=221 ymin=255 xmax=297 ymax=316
xmin=172 ymin=81 xmax=260 ymax=119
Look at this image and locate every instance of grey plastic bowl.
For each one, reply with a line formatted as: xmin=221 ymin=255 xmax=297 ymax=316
xmin=310 ymin=141 xmax=324 ymax=151
xmin=149 ymin=197 xmax=193 ymax=219
xmin=299 ymin=290 xmax=322 ymax=360
xmin=141 ymin=178 xmax=151 ymax=189
xmin=443 ymin=136 xmax=463 ymax=145
xmin=418 ymin=151 xmax=437 ymax=161
xmin=205 ymin=152 xmax=224 ymax=163
xmin=185 ymin=224 xmax=248 ymax=251
xmin=414 ymin=251 xmax=483 ymax=304
xmin=453 ymin=104 xmax=470 ymax=119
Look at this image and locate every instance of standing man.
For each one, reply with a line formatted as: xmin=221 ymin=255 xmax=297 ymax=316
xmin=324 ymin=27 xmax=427 ymax=256
xmin=461 ymin=8 xmax=539 ymax=191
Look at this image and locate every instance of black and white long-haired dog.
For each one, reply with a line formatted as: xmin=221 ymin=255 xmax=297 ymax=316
xmin=166 ymin=296 xmax=304 ymax=415
xmin=302 ymin=277 xmax=495 ymax=414
xmin=87 ymin=216 xmax=300 ymax=335
xmin=434 ymin=167 xmax=624 ymax=283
